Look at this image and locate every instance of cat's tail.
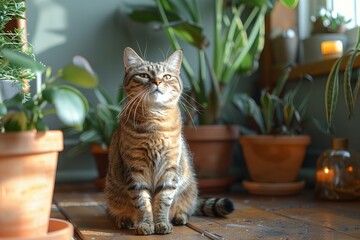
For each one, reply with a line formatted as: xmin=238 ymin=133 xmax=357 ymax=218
xmin=194 ymin=197 xmax=234 ymax=217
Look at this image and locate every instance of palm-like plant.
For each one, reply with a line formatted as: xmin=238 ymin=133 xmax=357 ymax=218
xmin=126 ymin=0 xmax=298 ymax=125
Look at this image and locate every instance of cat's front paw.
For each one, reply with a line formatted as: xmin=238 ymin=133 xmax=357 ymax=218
xmin=155 ymin=221 xmax=173 ymax=234
xmin=173 ymin=213 xmax=188 ymax=226
xmin=135 ymin=222 xmax=155 ymax=235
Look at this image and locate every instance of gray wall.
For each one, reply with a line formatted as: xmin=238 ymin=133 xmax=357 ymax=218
xmin=25 ymin=0 xmax=360 ymax=183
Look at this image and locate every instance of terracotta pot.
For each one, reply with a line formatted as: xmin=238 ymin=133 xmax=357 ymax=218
xmin=0 ymin=131 xmax=63 ymax=237
xmin=0 ymin=218 xmax=74 ymax=240
xmin=91 ymin=145 xmax=109 ymax=190
xmin=240 ymin=135 xmax=310 ymax=183
xmin=183 ymin=125 xmax=239 ymax=178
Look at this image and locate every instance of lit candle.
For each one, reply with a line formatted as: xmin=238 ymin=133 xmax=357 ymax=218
xmin=316 ymin=166 xmax=335 ymax=183
xmin=321 ymin=41 xmax=343 ymax=59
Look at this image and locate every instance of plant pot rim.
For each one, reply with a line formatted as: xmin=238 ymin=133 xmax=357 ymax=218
xmin=240 ymin=134 xmax=311 ymax=145
xmin=184 ymin=125 xmax=239 ymax=141
xmin=91 ymin=144 xmax=109 ymax=153
xmin=0 ymin=130 xmax=63 ymax=155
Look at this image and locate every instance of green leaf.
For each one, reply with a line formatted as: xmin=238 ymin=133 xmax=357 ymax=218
xmin=325 ymin=58 xmax=342 ymax=127
xmin=95 ymin=86 xmax=113 ymax=105
xmin=279 ymin=0 xmax=299 ymax=9
xmin=79 ymin=130 xmax=101 ymax=143
xmin=61 ymin=64 xmax=98 ymax=88
xmin=171 ymin=22 xmax=207 ymax=49
xmin=233 ymin=93 xmax=265 ymax=134
xmin=2 ymin=111 xmax=27 ymax=132
xmin=283 ymin=103 xmax=295 ymax=129
xmin=43 ymin=86 xmax=89 ymax=127
xmin=272 ymin=67 xmax=291 ymax=96
xmin=35 ymin=118 xmax=49 ymax=131
xmin=1 ymin=49 xmax=45 ymax=73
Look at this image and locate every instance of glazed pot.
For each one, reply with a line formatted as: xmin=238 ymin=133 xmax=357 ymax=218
xmin=240 ymin=135 xmax=310 ymax=183
xmin=0 ymin=131 xmax=63 ymax=237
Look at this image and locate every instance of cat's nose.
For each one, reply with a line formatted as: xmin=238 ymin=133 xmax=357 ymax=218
xmin=152 ymin=79 xmax=162 ymax=86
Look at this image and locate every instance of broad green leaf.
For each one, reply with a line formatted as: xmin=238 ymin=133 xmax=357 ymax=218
xmin=61 ymin=64 xmax=98 ymax=88
xmin=1 ymin=49 xmax=45 ymax=73
xmin=35 ymin=118 xmax=49 ymax=131
xmin=72 ymin=56 xmax=95 ymax=75
xmin=44 ymin=86 xmax=89 ymax=127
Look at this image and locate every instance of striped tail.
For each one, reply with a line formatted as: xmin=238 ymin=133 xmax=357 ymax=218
xmin=194 ymin=198 xmax=234 ymax=217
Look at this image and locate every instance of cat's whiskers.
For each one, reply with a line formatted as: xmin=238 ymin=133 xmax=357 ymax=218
xmin=132 ymin=91 xmax=148 ymax=125
xmin=119 ymin=90 xmax=147 ymax=124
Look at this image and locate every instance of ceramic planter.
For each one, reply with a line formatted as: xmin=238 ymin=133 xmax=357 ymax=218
xmin=0 ymin=131 xmax=63 ymax=237
xmin=240 ymin=135 xmax=310 ymax=183
xmin=183 ymin=125 xmax=239 ymax=193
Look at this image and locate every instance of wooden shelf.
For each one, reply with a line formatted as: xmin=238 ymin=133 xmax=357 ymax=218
xmin=272 ymin=55 xmax=360 ymax=83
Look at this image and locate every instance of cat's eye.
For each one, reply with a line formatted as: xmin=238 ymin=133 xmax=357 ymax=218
xmin=139 ymin=73 xmax=150 ymax=79
xmin=163 ymin=74 xmax=172 ymax=80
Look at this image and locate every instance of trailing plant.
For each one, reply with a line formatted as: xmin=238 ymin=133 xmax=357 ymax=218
xmin=125 ymin=0 xmax=298 ymax=125
xmin=0 ymin=50 xmax=98 ymax=132
xmin=325 ymin=27 xmax=360 ymax=128
xmin=0 ymin=0 xmax=36 ymax=99
xmin=233 ymin=67 xmax=312 ymax=135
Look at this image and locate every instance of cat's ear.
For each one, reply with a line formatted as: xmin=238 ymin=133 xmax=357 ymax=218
xmin=165 ymin=49 xmax=182 ymax=74
xmin=123 ymin=47 xmax=144 ymax=71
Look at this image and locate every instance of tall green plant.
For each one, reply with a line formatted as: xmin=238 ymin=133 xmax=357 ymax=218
xmin=126 ymin=0 xmax=298 ymax=125
xmin=0 ymin=0 xmax=36 ymax=98
xmin=325 ymin=28 xmax=360 ymax=128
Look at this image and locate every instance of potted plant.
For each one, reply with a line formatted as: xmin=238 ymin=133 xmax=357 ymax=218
xmin=67 ymin=85 xmax=123 ymax=189
xmin=0 ymin=47 xmax=97 ymax=237
xmin=125 ymin=0 xmax=299 ymax=192
xmin=311 ymin=8 xmax=351 ymax=34
xmin=233 ymin=68 xmax=311 ymax=195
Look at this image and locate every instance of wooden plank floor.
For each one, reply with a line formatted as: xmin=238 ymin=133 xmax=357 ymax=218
xmin=52 ymin=183 xmax=360 ymax=240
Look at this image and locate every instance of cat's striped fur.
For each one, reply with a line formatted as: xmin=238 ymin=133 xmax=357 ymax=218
xmin=105 ymin=47 xmax=234 ymax=235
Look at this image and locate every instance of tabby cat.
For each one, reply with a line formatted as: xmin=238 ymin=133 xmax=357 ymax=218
xmin=105 ymin=47 xmax=234 ymax=235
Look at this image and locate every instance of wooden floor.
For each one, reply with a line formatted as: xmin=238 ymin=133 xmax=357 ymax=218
xmin=52 ymin=183 xmax=360 ymax=240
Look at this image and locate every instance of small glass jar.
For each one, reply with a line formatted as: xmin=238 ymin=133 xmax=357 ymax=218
xmin=315 ymin=138 xmax=360 ymax=200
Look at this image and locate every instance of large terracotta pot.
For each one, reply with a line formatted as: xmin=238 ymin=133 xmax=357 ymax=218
xmin=240 ymin=135 xmax=310 ymax=183
xmin=183 ymin=125 xmax=239 ymax=192
xmin=0 ymin=131 xmax=63 ymax=237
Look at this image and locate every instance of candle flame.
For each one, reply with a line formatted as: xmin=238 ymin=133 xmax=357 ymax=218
xmin=324 ymin=167 xmax=330 ymax=174
xmin=347 ymin=166 xmax=353 ymax=172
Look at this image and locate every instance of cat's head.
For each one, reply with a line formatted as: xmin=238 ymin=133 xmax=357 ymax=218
xmin=123 ymin=47 xmax=183 ymax=108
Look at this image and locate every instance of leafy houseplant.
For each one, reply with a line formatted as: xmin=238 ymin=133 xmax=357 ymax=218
xmin=126 ymin=0 xmax=299 ymax=125
xmin=233 ymin=68 xmax=311 ymax=193
xmin=67 ymin=85 xmax=123 ymax=189
xmin=0 ymin=49 xmax=97 ymax=237
xmin=125 ymin=0 xmax=299 ymax=192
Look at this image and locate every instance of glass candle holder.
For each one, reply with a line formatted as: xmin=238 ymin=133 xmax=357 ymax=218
xmin=315 ymin=138 xmax=360 ymax=200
